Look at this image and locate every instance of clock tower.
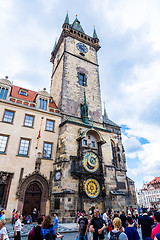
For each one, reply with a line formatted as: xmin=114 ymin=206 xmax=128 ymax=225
xmin=50 ymin=13 xmax=102 ymax=122
xmin=50 ymin=13 xmax=137 ymax=222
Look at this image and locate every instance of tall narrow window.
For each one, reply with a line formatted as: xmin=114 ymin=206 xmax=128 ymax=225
xmin=0 ymin=135 xmax=8 ymax=153
xmin=3 ymin=110 xmax=14 ymax=123
xmin=39 ymin=98 xmax=41 ymax=109
xmin=41 ymin=99 xmax=44 ymax=109
xmin=3 ymin=89 xmax=8 ymax=100
xmin=111 ymin=142 xmax=115 ymax=165
xmin=18 ymin=139 xmax=30 ymax=156
xmin=79 ymin=73 xmax=86 ymax=86
xmin=43 ymin=142 xmax=52 ymax=159
xmin=0 ymin=88 xmax=5 ymax=99
xmin=44 ymin=100 xmax=47 ymax=110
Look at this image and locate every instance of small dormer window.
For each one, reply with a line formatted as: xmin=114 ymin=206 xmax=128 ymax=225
xmin=39 ymin=98 xmax=48 ymax=110
xmin=19 ymin=89 xmax=28 ymax=96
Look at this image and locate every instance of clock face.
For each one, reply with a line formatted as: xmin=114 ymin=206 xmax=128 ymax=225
xmin=85 ymin=179 xmax=100 ymax=198
xmin=82 ymin=152 xmax=99 ymax=172
xmin=76 ymin=43 xmax=88 ymax=53
xmin=55 ymin=171 xmax=61 ymax=180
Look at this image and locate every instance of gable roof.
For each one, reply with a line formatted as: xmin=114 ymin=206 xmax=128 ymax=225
xmin=11 ymin=85 xmax=38 ymax=102
xmin=148 ymin=177 xmax=160 ymax=185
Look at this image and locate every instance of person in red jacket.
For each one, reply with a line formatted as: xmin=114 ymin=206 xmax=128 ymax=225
xmin=151 ymin=211 xmax=160 ymax=239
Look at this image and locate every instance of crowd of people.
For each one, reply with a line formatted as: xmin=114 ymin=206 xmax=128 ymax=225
xmin=0 ymin=207 xmax=160 ymax=240
xmin=13 ymin=212 xmax=62 ymax=240
xmin=76 ymin=207 xmax=160 ymax=240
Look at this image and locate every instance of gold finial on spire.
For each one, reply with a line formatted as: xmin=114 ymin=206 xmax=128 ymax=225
xmin=76 ymin=14 xmax=77 ymax=17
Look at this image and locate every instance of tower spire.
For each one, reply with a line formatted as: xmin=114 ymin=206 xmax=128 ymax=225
xmin=104 ymin=101 xmax=108 ymax=118
xmin=81 ymin=89 xmax=89 ymax=124
xmin=52 ymin=38 xmax=57 ymax=53
xmin=64 ymin=11 xmax=69 ymax=24
xmin=103 ymin=102 xmax=109 ymax=123
xmin=93 ymin=25 xmax=98 ymax=39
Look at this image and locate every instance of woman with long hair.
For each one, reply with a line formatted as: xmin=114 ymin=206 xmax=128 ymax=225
xmin=41 ymin=215 xmax=62 ymax=239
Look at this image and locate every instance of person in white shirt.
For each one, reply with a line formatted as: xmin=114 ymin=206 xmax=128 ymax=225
xmin=14 ymin=215 xmax=23 ymax=240
xmin=103 ymin=210 xmax=108 ymax=224
xmin=0 ymin=219 xmax=8 ymax=240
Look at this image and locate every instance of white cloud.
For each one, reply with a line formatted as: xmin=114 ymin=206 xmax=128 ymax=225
xmin=0 ymin=0 xmax=160 ymax=189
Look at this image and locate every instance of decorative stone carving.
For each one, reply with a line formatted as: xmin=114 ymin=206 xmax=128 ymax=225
xmin=35 ymin=152 xmax=42 ymax=172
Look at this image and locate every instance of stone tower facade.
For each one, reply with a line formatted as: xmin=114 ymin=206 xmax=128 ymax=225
xmin=50 ymin=14 xmax=137 ymax=222
xmin=50 ymin=15 xmax=102 ymax=123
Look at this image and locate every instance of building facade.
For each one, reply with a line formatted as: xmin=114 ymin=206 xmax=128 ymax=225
xmin=138 ymin=177 xmax=160 ymax=209
xmin=0 ymin=77 xmax=61 ymax=218
xmin=0 ymin=14 xmax=137 ymax=221
xmin=50 ymin=14 xmax=137 ymax=222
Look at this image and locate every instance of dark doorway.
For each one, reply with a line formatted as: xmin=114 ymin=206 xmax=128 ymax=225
xmin=23 ymin=183 xmax=41 ymax=216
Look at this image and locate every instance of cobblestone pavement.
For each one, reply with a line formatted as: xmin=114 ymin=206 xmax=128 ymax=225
xmin=6 ymin=223 xmax=142 ymax=240
xmin=6 ymin=223 xmax=78 ymax=238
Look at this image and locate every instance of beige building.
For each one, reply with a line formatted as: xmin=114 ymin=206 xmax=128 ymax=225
xmin=0 ymin=77 xmax=61 ymax=218
xmin=0 ymin=14 xmax=137 ymax=221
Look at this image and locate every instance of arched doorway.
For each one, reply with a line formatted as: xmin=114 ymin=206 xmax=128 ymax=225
xmin=22 ymin=183 xmax=41 ymax=216
xmin=17 ymin=172 xmax=49 ymax=215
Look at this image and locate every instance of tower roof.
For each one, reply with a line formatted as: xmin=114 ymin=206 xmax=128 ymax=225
xmin=103 ymin=102 xmax=119 ymax=127
xmin=93 ymin=26 xmax=98 ymax=39
xmin=64 ymin=11 xmax=69 ymax=24
xmin=52 ymin=39 xmax=57 ymax=53
xmin=70 ymin=16 xmax=85 ymax=33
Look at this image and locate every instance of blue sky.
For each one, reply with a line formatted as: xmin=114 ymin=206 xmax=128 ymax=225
xmin=1 ymin=0 xmax=160 ymax=190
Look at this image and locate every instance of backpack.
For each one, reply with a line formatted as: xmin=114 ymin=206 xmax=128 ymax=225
xmin=28 ymin=226 xmax=35 ymax=240
xmin=109 ymin=231 xmax=122 ymax=240
xmin=45 ymin=231 xmax=56 ymax=240
xmin=108 ymin=219 xmax=113 ymax=232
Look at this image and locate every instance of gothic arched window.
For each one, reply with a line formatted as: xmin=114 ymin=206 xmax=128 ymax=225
xmin=111 ymin=141 xmax=118 ymax=167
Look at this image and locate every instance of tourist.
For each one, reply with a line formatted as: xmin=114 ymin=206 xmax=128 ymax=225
xmin=14 ymin=215 xmax=23 ymax=240
xmin=138 ymin=208 xmax=154 ymax=240
xmin=125 ymin=216 xmax=140 ymax=240
xmin=120 ymin=210 xmax=126 ymax=228
xmin=34 ymin=216 xmax=43 ymax=240
xmin=107 ymin=214 xmax=113 ymax=233
xmin=151 ymin=212 xmax=160 ymax=239
xmin=0 ymin=219 xmax=9 ymax=240
xmin=88 ymin=215 xmax=93 ymax=240
xmin=15 ymin=211 xmax=19 ymax=222
xmin=53 ymin=213 xmax=59 ymax=235
xmin=0 ymin=211 xmax=5 ymax=221
xmin=90 ymin=209 xmax=105 ymax=240
xmin=26 ymin=215 xmax=32 ymax=224
xmin=102 ymin=210 xmax=108 ymax=225
xmin=77 ymin=211 xmax=82 ymax=225
xmin=108 ymin=217 xmax=127 ymax=240
xmin=77 ymin=210 xmax=88 ymax=240
xmin=41 ymin=215 xmax=62 ymax=239
xmin=32 ymin=208 xmax=37 ymax=222
xmin=12 ymin=209 xmax=16 ymax=225
xmin=155 ymin=233 xmax=160 ymax=240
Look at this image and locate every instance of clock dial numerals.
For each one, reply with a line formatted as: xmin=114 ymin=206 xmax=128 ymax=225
xmin=85 ymin=179 xmax=100 ymax=198
xmin=76 ymin=43 xmax=88 ymax=53
xmin=82 ymin=152 xmax=99 ymax=172
xmin=55 ymin=171 xmax=61 ymax=180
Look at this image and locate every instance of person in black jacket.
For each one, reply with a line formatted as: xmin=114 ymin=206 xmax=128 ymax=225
xmin=34 ymin=217 xmax=43 ymax=240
